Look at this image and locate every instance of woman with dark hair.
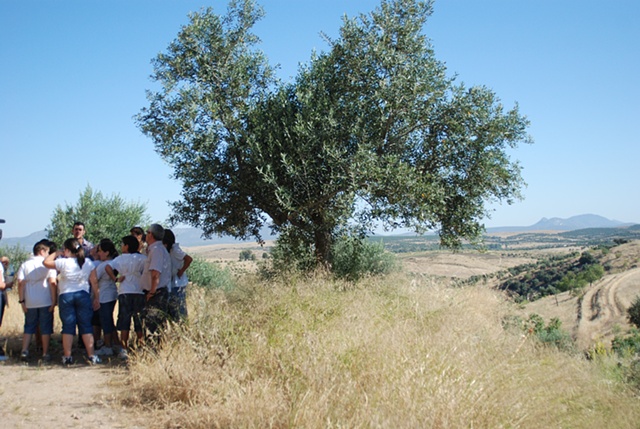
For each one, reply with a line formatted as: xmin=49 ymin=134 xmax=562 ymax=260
xmin=163 ymin=229 xmax=193 ymax=321
xmin=44 ymin=238 xmax=100 ymax=365
xmin=90 ymin=239 xmax=119 ymax=356
xmin=130 ymin=226 xmax=147 ymax=255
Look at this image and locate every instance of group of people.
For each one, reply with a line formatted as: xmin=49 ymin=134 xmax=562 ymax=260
xmin=9 ymin=221 xmax=192 ymax=365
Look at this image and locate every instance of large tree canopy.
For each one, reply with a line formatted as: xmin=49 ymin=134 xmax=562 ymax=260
xmin=137 ymin=0 xmax=532 ymax=265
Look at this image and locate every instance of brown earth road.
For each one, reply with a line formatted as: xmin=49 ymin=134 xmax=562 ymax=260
xmin=575 ymin=267 xmax=640 ymax=349
xmin=0 ymin=364 xmax=148 ymax=429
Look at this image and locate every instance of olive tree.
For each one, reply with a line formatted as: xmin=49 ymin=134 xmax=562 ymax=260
xmin=137 ymin=0 xmax=532 ymax=267
xmin=47 ymin=185 xmax=150 ymax=247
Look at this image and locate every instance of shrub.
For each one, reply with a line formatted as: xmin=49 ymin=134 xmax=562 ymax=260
xmin=578 ymin=251 xmax=597 ymax=266
xmin=331 ymin=236 xmax=398 ymax=281
xmin=628 ymin=296 xmax=640 ymax=329
xmin=525 ymin=314 xmax=574 ymax=351
xmin=269 ymin=228 xmax=317 ymax=274
xmin=239 ymin=249 xmax=256 ymax=261
xmin=187 ymin=257 xmax=235 ymax=290
xmin=267 ymin=232 xmax=397 ymax=280
xmin=612 ymin=328 xmax=640 ymax=357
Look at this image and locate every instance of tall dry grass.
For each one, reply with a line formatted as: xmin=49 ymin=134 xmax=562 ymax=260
xmin=120 ymin=272 xmax=640 ymax=428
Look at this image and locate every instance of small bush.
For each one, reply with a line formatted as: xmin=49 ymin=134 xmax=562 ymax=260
xmin=525 ymin=314 xmax=574 ymax=351
xmin=268 ymin=228 xmax=317 ymax=275
xmin=188 ymin=257 xmax=235 ymax=290
xmin=612 ymin=329 xmax=640 ymax=357
xmin=239 ymin=249 xmax=256 ymax=261
xmin=331 ymin=236 xmax=398 ymax=281
xmin=628 ymin=296 xmax=640 ymax=328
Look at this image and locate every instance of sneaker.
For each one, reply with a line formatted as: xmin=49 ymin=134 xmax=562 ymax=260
xmin=95 ymin=346 xmax=114 ymax=356
xmin=20 ymin=350 xmax=29 ymax=361
xmin=118 ymin=349 xmax=128 ymax=360
xmin=42 ymin=353 xmax=52 ymax=363
xmin=62 ymin=356 xmax=74 ymax=366
xmin=88 ymin=355 xmax=101 ymax=365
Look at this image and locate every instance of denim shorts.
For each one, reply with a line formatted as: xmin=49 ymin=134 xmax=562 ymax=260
xmin=99 ymin=300 xmax=117 ymax=334
xmin=58 ymin=290 xmax=93 ymax=335
xmin=116 ymin=294 xmax=145 ymax=332
xmin=24 ymin=306 xmax=54 ymax=335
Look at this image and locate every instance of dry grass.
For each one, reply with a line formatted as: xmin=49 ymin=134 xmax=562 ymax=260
xmin=117 ymin=272 xmax=640 ymax=428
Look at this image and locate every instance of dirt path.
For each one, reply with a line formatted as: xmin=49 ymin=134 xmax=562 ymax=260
xmin=575 ymin=267 xmax=640 ymax=349
xmin=0 ymin=363 xmax=146 ymax=428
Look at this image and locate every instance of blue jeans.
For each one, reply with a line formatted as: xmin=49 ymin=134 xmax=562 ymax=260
xmin=24 ymin=306 xmax=54 ymax=335
xmin=58 ymin=290 xmax=93 ymax=335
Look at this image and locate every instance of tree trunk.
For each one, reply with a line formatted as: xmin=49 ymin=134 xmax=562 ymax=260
xmin=314 ymin=228 xmax=333 ymax=268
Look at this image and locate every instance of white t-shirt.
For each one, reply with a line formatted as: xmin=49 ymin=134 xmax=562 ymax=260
xmin=17 ymin=255 xmax=57 ymax=308
xmin=94 ymin=261 xmax=118 ymax=303
xmin=55 ymin=257 xmax=95 ymax=295
xmin=169 ymin=243 xmax=189 ymax=288
xmin=108 ymin=253 xmax=146 ymax=295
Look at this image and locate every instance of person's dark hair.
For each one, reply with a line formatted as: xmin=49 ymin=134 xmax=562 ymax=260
xmin=98 ymin=238 xmax=119 ymax=259
xmin=63 ymin=238 xmax=86 ymax=268
xmin=121 ymin=235 xmax=140 ymax=253
xmin=130 ymin=226 xmax=146 ymax=242
xmin=37 ymin=239 xmax=57 ymax=254
xmin=47 ymin=240 xmax=58 ymax=254
xmin=162 ymin=229 xmax=176 ymax=252
xmin=33 ymin=241 xmax=49 ymax=256
xmin=73 ymin=221 xmax=85 ymax=229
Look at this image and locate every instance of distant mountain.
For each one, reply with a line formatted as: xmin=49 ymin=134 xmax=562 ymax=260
xmin=486 ymin=214 xmax=634 ymax=233
xmin=0 ymin=230 xmax=48 ymax=249
xmin=531 ymin=214 xmax=631 ymax=230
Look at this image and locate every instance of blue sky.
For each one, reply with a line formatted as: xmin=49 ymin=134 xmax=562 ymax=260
xmin=1 ymin=0 xmax=638 ymax=238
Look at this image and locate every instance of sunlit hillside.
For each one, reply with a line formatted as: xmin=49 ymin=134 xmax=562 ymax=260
xmin=118 ymin=269 xmax=640 ymax=428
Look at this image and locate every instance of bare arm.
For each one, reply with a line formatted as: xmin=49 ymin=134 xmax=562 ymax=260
xmin=89 ymin=268 xmax=99 ymax=292
xmin=105 ymin=264 xmax=123 ymax=283
xmin=18 ymin=279 xmax=27 ymax=313
xmin=90 ymin=269 xmax=100 ymax=311
xmin=43 ymin=250 xmax=62 ymax=269
xmin=177 ymin=254 xmax=193 ymax=278
xmin=49 ymin=277 xmax=57 ymax=312
xmin=146 ymin=269 xmax=161 ymax=301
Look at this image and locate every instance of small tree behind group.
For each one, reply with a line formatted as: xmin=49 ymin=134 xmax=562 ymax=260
xmin=47 ymin=185 xmax=151 ymax=247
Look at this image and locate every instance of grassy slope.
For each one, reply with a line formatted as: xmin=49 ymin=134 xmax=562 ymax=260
xmin=120 ymin=272 xmax=640 ymax=428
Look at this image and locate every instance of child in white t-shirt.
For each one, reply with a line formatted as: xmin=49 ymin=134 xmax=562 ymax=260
xmin=17 ymin=241 xmax=58 ymax=362
xmin=105 ymin=235 xmax=146 ymax=359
